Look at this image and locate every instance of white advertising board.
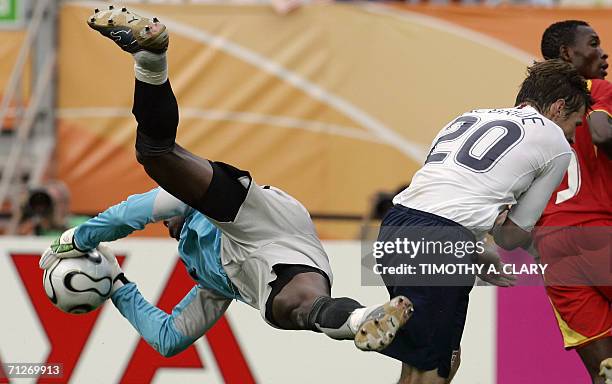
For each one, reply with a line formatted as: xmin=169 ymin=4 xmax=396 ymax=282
xmin=0 ymin=237 xmax=494 ymax=383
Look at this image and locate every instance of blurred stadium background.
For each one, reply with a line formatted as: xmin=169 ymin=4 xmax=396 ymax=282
xmin=0 ymin=0 xmax=610 ymax=383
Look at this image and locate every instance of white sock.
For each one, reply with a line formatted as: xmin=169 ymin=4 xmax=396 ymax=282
xmin=348 ymin=307 xmax=368 ymax=334
xmin=132 ymin=51 xmax=168 ymax=85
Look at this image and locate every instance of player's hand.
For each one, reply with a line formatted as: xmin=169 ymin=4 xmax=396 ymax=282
xmin=97 ymin=244 xmax=129 ymax=295
xmin=489 ymin=206 xmax=510 ymax=236
xmin=39 ymin=227 xmax=88 ymax=270
xmin=476 ymin=239 xmax=516 ymax=287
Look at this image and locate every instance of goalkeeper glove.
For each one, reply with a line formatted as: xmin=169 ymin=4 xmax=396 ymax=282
xmin=39 ymin=227 xmax=88 ymax=270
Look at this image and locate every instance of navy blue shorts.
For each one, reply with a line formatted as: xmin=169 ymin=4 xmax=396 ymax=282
xmin=377 ymin=205 xmax=475 ymax=379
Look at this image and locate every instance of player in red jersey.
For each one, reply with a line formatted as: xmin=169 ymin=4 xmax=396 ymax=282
xmin=535 ymin=20 xmax=612 ymax=384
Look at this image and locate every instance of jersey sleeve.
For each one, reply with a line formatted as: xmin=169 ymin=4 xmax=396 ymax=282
xmin=507 ymin=153 xmax=571 ymax=231
xmin=111 ymin=283 xmax=231 ymax=357
xmin=74 ymin=188 xmax=191 ymax=250
xmin=589 ymin=79 xmax=612 ymax=115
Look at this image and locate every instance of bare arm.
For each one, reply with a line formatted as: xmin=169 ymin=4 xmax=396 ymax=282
xmin=588 ymin=110 xmax=612 ymax=158
xmin=492 ymin=217 xmax=531 ymax=250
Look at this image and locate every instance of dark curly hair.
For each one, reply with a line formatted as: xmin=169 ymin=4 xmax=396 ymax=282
xmin=515 ymin=59 xmax=591 ymax=115
xmin=541 ymin=20 xmax=589 ymax=60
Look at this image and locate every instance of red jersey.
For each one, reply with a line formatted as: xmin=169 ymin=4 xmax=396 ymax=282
xmin=537 ymin=79 xmax=612 ymax=228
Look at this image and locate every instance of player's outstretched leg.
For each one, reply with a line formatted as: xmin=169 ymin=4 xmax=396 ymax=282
xmin=87 ymin=6 xmax=216 ymax=209
xmin=271 ymin=271 xmax=413 ymax=351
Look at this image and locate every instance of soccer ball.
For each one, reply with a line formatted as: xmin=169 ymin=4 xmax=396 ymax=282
xmin=42 ymin=249 xmax=114 ymax=314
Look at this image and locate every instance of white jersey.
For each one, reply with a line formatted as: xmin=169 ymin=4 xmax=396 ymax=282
xmin=394 ymin=106 xmax=571 ymax=236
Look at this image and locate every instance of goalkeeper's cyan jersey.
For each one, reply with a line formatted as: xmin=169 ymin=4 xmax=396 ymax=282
xmin=75 ymin=188 xmax=239 ymax=299
xmin=74 ymin=188 xmax=237 ymax=357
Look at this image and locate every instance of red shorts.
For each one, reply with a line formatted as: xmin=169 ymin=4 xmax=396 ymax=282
xmin=536 ymin=221 xmax=612 ymax=349
xmin=545 ymin=283 xmax=612 ymax=349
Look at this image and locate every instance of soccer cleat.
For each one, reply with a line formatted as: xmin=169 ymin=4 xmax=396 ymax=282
xmin=86 ymin=5 xmax=168 ymax=54
xmin=600 ymin=358 xmax=612 ymax=384
xmin=354 ymin=295 xmax=413 ymax=352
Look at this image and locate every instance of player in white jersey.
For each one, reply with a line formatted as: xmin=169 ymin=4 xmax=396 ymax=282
xmin=396 ymin=106 xmax=573 ymax=238
xmin=376 ymin=59 xmax=590 ymax=384
xmin=39 ymin=6 xmax=413 ymax=359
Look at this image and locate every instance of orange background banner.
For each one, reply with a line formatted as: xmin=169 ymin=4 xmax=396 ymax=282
xmin=2 ymin=2 xmax=610 ymax=238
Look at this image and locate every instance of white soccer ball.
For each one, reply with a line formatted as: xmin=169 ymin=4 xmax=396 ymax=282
xmin=42 ymin=249 xmax=114 ymax=314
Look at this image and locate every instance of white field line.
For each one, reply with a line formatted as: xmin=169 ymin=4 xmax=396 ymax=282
xmin=58 ymin=107 xmax=387 ymax=143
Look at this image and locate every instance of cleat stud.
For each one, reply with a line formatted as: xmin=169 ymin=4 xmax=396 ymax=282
xmin=360 ymin=329 xmax=367 ymax=335
xmin=109 ymin=5 xmax=114 ymax=10
xmin=398 ymin=297 xmax=404 ymax=304
xmin=380 ymin=341 xmax=385 ymax=346
xmin=153 ymin=17 xmax=159 ymax=23
xmin=121 ymin=7 xmax=127 ymax=12
xmin=108 ymin=19 xmax=114 ymax=24
xmin=144 ymin=26 xmax=151 ymax=32
xmin=366 ymin=343 xmax=371 ymax=349
xmin=94 ymin=8 xmax=99 ymax=13
xmin=374 ymin=319 xmax=379 ymax=325
xmin=90 ymin=17 xmax=96 ymax=23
